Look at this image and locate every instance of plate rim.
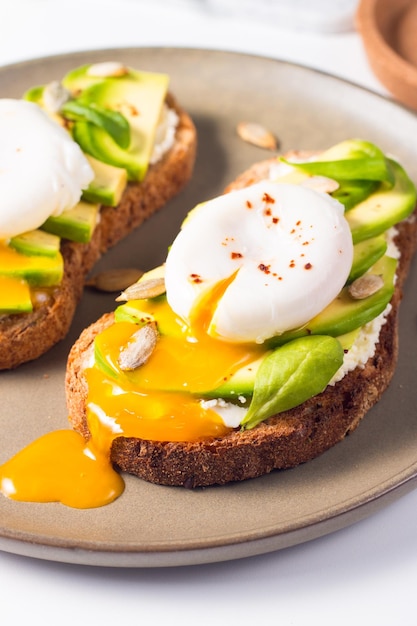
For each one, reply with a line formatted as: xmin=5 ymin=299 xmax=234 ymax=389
xmin=1 ymin=45 xmax=417 ymax=568
xmin=0 ymin=471 xmax=416 ymax=568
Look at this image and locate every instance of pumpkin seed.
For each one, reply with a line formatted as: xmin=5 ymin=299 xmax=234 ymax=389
xmin=301 ymin=175 xmax=339 ymax=194
xmin=237 ymin=122 xmax=278 ymax=150
xmin=86 ymin=268 xmax=144 ymax=293
xmin=348 ymin=274 xmax=384 ymax=300
xmin=87 ymin=62 xmax=129 ymax=78
xmin=118 ymin=323 xmax=158 ymax=371
xmin=43 ymin=81 xmax=71 ymax=113
xmin=115 ymin=277 xmax=166 ymax=301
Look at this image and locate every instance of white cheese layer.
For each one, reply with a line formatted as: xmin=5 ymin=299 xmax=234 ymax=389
xmin=150 ymin=105 xmax=179 ymax=165
xmin=200 ymin=398 xmax=247 ymax=428
xmin=329 ymin=304 xmax=391 ymax=386
xmin=165 ymin=180 xmax=354 ymax=343
xmin=0 ymin=99 xmax=93 ymax=239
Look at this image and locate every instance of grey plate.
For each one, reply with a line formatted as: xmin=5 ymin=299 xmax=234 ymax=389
xmin=0 ymin=47 xmax=417 ymax=568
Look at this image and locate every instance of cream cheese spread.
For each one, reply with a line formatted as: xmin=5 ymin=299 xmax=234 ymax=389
xmin=150 ymin=105 xmax=179 ymax=165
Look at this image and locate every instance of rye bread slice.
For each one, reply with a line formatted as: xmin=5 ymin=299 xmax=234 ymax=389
xmin=0 ymin=94 xmax=197 ymax=370
xmin=65 ymin=158 xmax=417 ymax=488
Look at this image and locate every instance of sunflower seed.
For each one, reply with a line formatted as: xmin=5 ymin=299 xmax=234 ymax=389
xmin=118 ymin=323 xmax=158 ymax=371
xmin=237 ymin=122 xmax=278 ymax=150
xmin=115 ymin=277 xmax=166 ymax=301
xmin=86 ymin=268 xmax=144 ymax=292
xmin=43 ymin=81 xmax=71 ymax=113
xmin=301 ymin=175 xmax=339 ymax=194
xmin=87 ymin=62 xmax=129 ymax=78
xmin=348 ymin=274 xmax=384 ymax=300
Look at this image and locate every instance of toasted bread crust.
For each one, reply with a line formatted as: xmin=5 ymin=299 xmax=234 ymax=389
xmin=0 ymin=95 xmax=197 ymax=370
xmin=65 ymin=157 xmax=417 ymax=487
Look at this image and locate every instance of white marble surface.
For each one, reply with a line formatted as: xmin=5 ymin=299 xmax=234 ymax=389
xmin=1 ymin=2 xmax=417 ymax=625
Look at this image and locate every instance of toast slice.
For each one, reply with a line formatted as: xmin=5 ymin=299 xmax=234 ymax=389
xmin=65 ymin=155 xmax=417 ymax=488
xmin=0 ymin=94 xmax=197 ymax=370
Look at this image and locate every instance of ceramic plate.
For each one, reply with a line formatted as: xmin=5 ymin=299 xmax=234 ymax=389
xmin=1 ymin=48 xmax=417 ymax=568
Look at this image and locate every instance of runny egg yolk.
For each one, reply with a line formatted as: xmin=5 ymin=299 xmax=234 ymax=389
xmin=86 ymin=288 xmax=263 ymax=442
xmin=0 ymin=289 xmax=265 ymax=509
xmin=0 ymin=430 xmax=124 ymax=509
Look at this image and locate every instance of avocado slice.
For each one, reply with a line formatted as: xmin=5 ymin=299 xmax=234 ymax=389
xmin=0 ymin=276 xmax=33 ymax=314
xmin=331 ymin=179 xmax=379 ymax=211
xmin=346 ymin=159 xmax=416 ymax=243
xmin=9 ymin=229 xmax=61 ymax=257
xmin=72 ymin=121 xmax=146 ymax=181
xmin=41 ymin=201 xmax=99 ymax=243
xmin=81 ymin=155 xmax=127 ymax=207
xmin=348 ymin=234 xmax=387 ymax=283
xmin=114 ymin=296 xmax=186 ymax=338
xmin=65 ymin=67 xmax=169 ymax=181
xmin=0 ymin=243 xmax=64 ymax=287
xmin=114 ymin=265 xmax=171 ymax=329
xmin=114 ymin=302 xmax=155 ymax=326
xmin=94 ymin=334 xmax=119 ymax=380
xmin=24 ymin=85 xmax=43 ymax=104
xmin=267 ymin=255 xmax=396 ymax=346
xmin=202 ymin=355 xmax=266 ymax=399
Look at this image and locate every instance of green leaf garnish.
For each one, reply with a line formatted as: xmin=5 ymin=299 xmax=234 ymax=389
xmin=281 ymin=139 xmax=394 ymax=186
xmin=281 ymin=156 xmax=393 ymax=184
xmin=331 ymin=179 xmax=379 ymax=211
xmin=61 ymin=100 xmax=130 ymax=149
xmin=241 ymin=335 xmax=344 ymax=430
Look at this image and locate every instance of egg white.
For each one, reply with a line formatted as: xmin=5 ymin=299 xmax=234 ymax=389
xmin=165 ymin=181 xmax=353 ymax=343
xmin=0 ymin=99 xmax=93 ymax=239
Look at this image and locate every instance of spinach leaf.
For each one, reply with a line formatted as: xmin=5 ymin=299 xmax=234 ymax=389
xmin=280 ymin=139 xmax=394 ymax=186
xmin=241 ymin=335 xmax=344 ymax=430
xmin=281 ymin=156 xmax=393 ymax=184
xmin=62 ymin=100 xmax=130 ymax=149
xmin=331 ymin=179 xmax=379 ymax=211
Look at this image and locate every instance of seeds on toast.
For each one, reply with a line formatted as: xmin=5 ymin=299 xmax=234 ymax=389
xmin=42 ymin=80 xmax=72 ymax=114
xmin=348 ymin=273 xmax=384 ymax=300
xmin=117 ymin=322 xmax=159 ymax=371
xmin=87 ymin=62 xmax=129 ymax=78
xmin=115 ymin=276 xmax=166 ymax=301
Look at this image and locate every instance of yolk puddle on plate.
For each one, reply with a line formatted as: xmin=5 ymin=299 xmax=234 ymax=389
xmin=0 ymin=430 xmax=124 ymax=509
xmin=0 ymin=292 xmax=264 ymax=509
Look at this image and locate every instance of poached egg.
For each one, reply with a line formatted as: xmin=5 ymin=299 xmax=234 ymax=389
xmin=0 ymin=99 xmax=93 ymax=239
xmin=165 ymin=181 xmax=354 ymax=343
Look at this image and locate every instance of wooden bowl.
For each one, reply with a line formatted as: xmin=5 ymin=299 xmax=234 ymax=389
xmin=356 ymin=0 xmax=417 ymax=110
